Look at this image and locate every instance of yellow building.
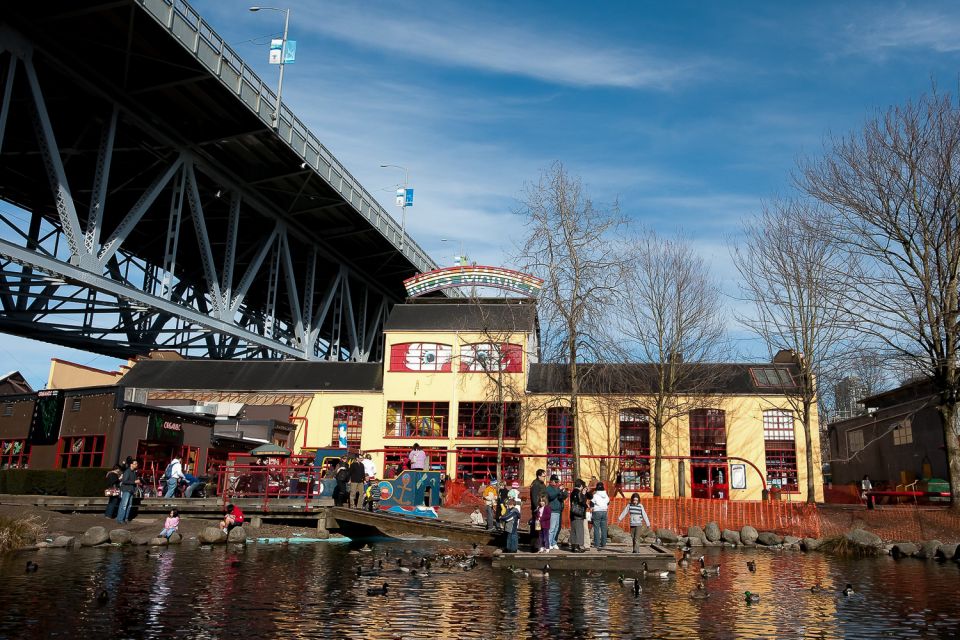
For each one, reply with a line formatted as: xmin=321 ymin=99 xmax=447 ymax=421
xmin=114 ymin=298 xmax=823 ymax=502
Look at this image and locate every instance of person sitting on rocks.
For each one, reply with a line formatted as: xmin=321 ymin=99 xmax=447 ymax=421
xmin=160 ymin=508 xmax=180 ymax=539
xmin=469 ymin=507 xmax=485 ymax=527
xmin=220 ymin=503 xmax=244 ymax=534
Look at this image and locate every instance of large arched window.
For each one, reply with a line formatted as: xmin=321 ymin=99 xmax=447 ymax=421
xmin=546 ymin=407 xmax=573 ymax=484
xmin=332 ymin=406 xmax=363 ymax=448
xmin=619 ymin=408 xmax=651 ymax=491
xmin=689 ymin=409 xmax=727 ymax=458
xmin=763 ymin=409 xmax=798 ymax=492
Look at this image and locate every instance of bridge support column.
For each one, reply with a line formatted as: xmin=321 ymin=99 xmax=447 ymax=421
xmin=316 ymin=513 xmax=330 ymax=538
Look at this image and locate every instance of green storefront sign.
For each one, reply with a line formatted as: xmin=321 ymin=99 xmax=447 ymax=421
xmin=147 ymin=413 xmax=184 ymax=445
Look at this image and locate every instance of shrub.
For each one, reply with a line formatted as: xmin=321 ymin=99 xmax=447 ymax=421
xmin=65 ymin=468 xmax=110 ymax=497
xmin=0 ymin=515 xmax=45 ymax=553
xmin=1 ymin=470 xmax=67 ymax=495
xmin=819 ymin=534 xmax=883 ymax=558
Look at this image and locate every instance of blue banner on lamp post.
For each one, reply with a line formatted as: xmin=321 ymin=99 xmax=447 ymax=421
xmin=404 ymin=188 xmax=414 ymax=207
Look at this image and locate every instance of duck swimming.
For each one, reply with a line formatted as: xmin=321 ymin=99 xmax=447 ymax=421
xmin=25 ymin=561 xmax=38 ymax=573
xmin=809 ymin=583 xmax=826 ymax=594
xmin=699 ymin=556 xmax=720 ymax=577
xmin=746 ymin=561 xmax=756 ymax=573
xmin=617 ymin=574 xmax=639 ymax=586
xmin=689 ymin=581 xmax=710 ymax=599
xmin=744 ymin=591 xmax=760 ymax=603
xmin=366 ymin=582 xmax=389 ymax=596
xmin=842 ymin=584 xmax=855 ymax=597
xmin=642 ymin=562 xmax=669 ymax=579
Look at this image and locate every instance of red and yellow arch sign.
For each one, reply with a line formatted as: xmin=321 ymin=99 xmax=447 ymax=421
xmin=404 ymin=266 xmax=543 ymax=298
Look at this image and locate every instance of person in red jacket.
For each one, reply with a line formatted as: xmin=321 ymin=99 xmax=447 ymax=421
xmin=220 ymin=503 xmax=244 ymax=534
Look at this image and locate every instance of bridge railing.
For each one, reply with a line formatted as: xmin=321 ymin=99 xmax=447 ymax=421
xmin=138 ymin=0 xmax=435 ymax=274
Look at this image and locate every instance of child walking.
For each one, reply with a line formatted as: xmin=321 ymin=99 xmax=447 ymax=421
xmin=617 ymin=493 xmax=651 ymax=553
xmin=499 ymin=498 xmax=521 ymax=553
xmin=160 ymin=508 xmax=180 ymax=539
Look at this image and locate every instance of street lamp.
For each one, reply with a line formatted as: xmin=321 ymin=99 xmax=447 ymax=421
xmin=249 ymin=6 xmax=290 ymax=129
xmin=380 ymin=164 xmax=409 ymax=251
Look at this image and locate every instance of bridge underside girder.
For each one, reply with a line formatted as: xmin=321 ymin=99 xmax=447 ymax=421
xmin=0 ymin=2 xmax=436 ymax=361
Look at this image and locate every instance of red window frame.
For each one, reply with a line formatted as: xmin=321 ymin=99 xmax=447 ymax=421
xmin=389 ymin=343 xmax=453 ymax=372
xmin=385 ymin=401 xmax=449 ymax=438
xmin=763 ymin=409 xmax=799 ymax=493
xmin=619 ymin=408 xmax=651 ymax=491
xmin=689 ymin=409 xmax=727 ymax=458
xmin=546 ymin=407 xmax=574 ymax=484
xmin=332 ymin=405 xmax=363 ymax=448
xmin=57 ymin=434 xmax=105 ymax=468
xmin=0 ymin=439 xmax=31 ymax=468
xmin=456 ymin=402 xmax=521 ymax=439
xmin=459 ymin=343 xmax=523 ymax=373
xmin=456 ymin=447 xmax=522 ymax=483
xmin=383 ymin=447 xmax=448 ymax=475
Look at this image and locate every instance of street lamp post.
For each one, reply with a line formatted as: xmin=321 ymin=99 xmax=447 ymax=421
xmin=380 ymin=164 xmax=409 ymax=251
xmin=249 ymin=6 xmax=290 ymax=129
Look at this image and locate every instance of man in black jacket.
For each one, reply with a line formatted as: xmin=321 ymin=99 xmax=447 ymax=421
xmin=334 ymin=459 xmax=351 ymax=507
xmin=348 ymin=456 xmax=366 ymax=508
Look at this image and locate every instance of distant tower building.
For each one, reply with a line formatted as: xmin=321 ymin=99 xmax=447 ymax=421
xmin=833 ymin=376 xmax=868 ymax=419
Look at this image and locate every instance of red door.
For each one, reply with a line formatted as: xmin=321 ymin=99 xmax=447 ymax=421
xmin=692 ymin=463 xmax=729 ymax=500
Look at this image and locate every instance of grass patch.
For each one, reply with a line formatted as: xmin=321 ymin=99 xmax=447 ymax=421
xmin=0 ymin=516 xmax=45 ymax=554
xmin=819 ymin=534 xmax=883 ymax=558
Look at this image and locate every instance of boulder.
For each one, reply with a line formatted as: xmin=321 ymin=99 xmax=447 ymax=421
xmin=686 ymin=536 xmax=704 ymax=547
xmin=757 ymin=532 xmax=783 ymax=546
xmin=109 ymin=529 xmax=132 ymax=545
xmin=656 ymin=528 xmax=679 ymax=544
xmin=918 ymin=540 xmax=943 ymax=559
xmin=845 ymin=528 xmax=882 ymax=548
xmin=81 ymin=526 xmax=109 ymax=547
xmin=935 ymin=543 xmax=958 ymax=561
xmin=800 ymin=538 xmax=822 ymax=552
xmin=687 ymin=526 xmax=706 ymax=544
xmin=704 ymin=522 xmax=721 ymax=542
xmin=200 ymin=527 xmax=228 ymax=544
xmin=783 ymin=535 xmax=801 ymax=546
xmin=51 ymin=536 xmax=75 ymax=548
xmin=740 ymin=525 xmax=759 ymax=546
xmin=721 ymin=529 xmax=741 ymax=545
xmin=167 ymin=532 xmax=183 ymax=545
xmin=149 ymin=537 xmax=169 ymax=546
xmin=227 ymin=527 xmax=247 ymax=543
xmin=132 ymin=533 xmax=154 ymax=546
xmin=891 ymin=542 xmax=919 ymax=559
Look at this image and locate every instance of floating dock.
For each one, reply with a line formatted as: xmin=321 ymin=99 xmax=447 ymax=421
xmin=492 ymin=544 xmax=677 ymax=573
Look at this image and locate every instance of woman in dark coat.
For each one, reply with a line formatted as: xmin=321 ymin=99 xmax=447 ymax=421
xmin=104 ymin=465 xmax=122 ymax=518
xmin=569 ymin=479 xmax=588 ymax=552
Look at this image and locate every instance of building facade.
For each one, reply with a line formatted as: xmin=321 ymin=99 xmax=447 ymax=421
xmin=114 ymin=298 xmax=824 ymax=502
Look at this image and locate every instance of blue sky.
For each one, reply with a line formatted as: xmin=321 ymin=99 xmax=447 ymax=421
xmin=4 ymin=0 xmax=960 ymax=388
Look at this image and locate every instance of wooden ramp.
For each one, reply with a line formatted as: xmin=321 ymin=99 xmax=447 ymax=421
xmin=492 ymin=544 xmax=677 ymax=573
xmin=326 ymin=506 xmax=505 ymax=545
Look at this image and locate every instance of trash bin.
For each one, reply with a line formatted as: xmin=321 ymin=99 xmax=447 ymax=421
xmin=927 ymin=478 xmax=949 ymax=503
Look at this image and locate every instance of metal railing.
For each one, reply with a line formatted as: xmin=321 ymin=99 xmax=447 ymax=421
xmin=138 ymin=0 xmax=437 ymax=275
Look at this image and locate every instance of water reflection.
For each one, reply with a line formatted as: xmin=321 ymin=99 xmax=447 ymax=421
xmin=1 ymin=542 xmax=958 ymax=639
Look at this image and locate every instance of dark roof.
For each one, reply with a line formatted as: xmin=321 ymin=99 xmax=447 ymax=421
xmin=384 ymin=300 xmax=537 ymax=333
xmin=119 ymin=360 xmax=383 ymax=392
xmin=527 ymin=363 xmax=802 ymax=396
xmin=859 ymin=378 xmax=936 ymax=409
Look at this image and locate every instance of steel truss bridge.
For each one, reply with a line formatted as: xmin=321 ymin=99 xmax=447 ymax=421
xmin=0 ymin=0 xmax=437 ymax=362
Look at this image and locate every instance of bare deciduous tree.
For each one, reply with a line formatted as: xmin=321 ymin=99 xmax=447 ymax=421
xmin=731 ymin=199 xmax=852 ymax=503
xmin=801 ymin=91 xmax=960 ymax=508
xmin=617 ymin=229 xmax=728 ymax=496
xmin=515 ymin=162 xmax=626 ymax=480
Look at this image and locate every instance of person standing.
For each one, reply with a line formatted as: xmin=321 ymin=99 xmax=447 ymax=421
xmin=535 ymin=494 xmax=552 ymax=553
xmin=362 ymin=453 xmax=377 ymax=479
xmin=348 ymin=456 xmax=366 ymax=508
xmin=104 ymin=465 xmax=122 ymax=518
xmin=334 ymin=459 xmax=351 ymax=507
xmin=545 ymin=474 xmax=567 ymax=550
xmin=408 ymin=443 xmax=428 ymax=471
xmin=482 ymin=481 xmax=499 ymax=530
xmin=499 ymin=498 xmax=521 ymax=553
xmin=569 ymin=479 xmax=588 ymax=552
xmin=529 ymin=469 xmax=547 ymax=511
xmin=617 ymin=492 xmax=651 ymax=553
xmin=116 ymin=459 xmax=140 ymax=524
xmin=861 ymin=475 xmax=874 ymax=510
xmin=591 ymin=481 xmax=610 ymax=549
xmin=163 ymin=456 xmax=184 ymax=498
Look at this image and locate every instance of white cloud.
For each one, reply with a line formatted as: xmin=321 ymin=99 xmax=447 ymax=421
xmin=292 ymin=2 xmax=703 ymax=90
xmin=842 ymin=7 xmax=960 ymax=56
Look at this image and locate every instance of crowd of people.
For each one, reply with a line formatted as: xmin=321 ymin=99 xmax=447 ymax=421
xmin=476 ymin=468 xmax=653 ymax=555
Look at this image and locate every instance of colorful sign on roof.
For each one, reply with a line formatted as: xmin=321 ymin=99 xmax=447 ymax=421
xmin=403 ymin=266 xmax=544 ymax=298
